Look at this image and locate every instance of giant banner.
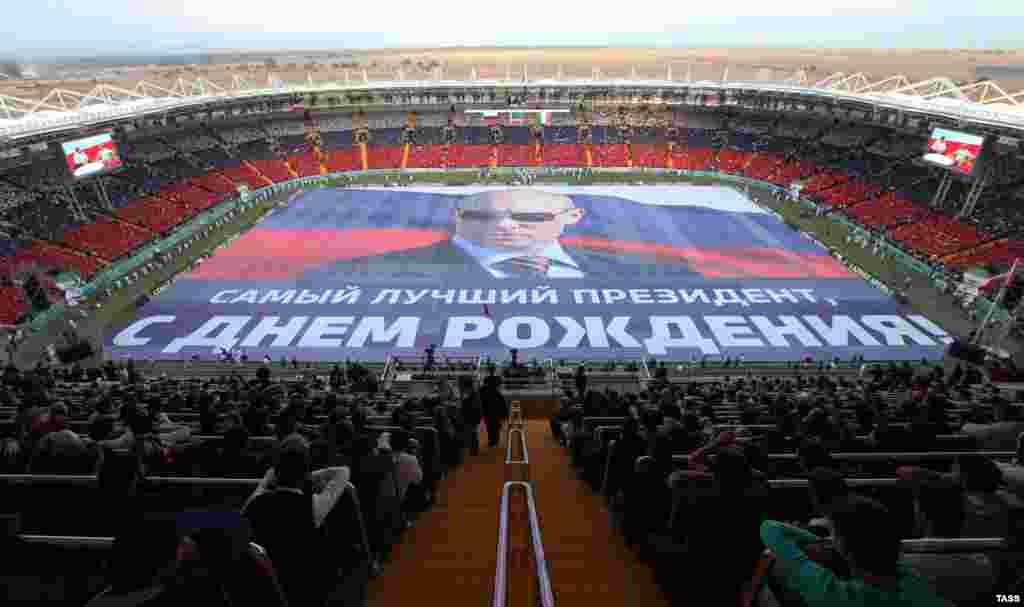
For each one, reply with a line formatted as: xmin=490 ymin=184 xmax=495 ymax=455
xmin=106 ymin=186 xmax=952 ymax=361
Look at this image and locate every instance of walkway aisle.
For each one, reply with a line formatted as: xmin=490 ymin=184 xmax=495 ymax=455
xmin=365 ymin=428 xmax=505 ymax=607
xmin=526 ymin=420 xmax=670 ymax=607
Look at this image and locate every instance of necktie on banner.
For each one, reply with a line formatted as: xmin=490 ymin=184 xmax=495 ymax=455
xmin=489 ymin=255 xmax=560 ymax=277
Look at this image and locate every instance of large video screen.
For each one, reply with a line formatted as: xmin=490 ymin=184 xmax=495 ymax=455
xmin=923 ymin=127 xmax=985 ymax=176
xmin=61 ymin=133 xmax=122 ymax=179
xmin=106 ymin=186 xmax=951 ymax=362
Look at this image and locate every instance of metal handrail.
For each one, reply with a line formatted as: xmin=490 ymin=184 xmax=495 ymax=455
xmin=505 ymin=428 xmax=529 ymax=465
xmin=668 ymin=451 xmax=1016 ymax=464
xmin=494 ymin=481 xmax=554 ymax=607
xmin=381 ymin=354 xmax=394 ymax=387
xmin=3 ymin=476 xmax=375 ymax=568
xmin=508 ymin=401 xmax=524 ymax=429
xmin=600 ymin=439 xmax=617 ymax=497
xmin=17 ymin=533 xmax=1006 ymax=556
xmin=660 ymin=474 xmax=903 ymax=489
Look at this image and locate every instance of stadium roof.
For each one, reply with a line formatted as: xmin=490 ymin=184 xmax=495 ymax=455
xmin=1 ymin=69 xmax=1023 ymax=140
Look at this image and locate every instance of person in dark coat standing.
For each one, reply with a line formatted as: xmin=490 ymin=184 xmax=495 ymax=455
xmin=481 ymin=379 xmax=509 ymax=448
xmin=459 ymin=376 xmax=482 ymax=456
xmin=574 ymin=364 xmax=588 ymax=399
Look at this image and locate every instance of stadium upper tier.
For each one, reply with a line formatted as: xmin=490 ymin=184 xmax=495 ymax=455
xmin=2 ymin=70 xmax=1024 ymax=142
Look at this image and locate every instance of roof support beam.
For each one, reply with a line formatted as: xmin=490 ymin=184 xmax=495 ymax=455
xmin=853 ymin=74 xmax=912 ymax=95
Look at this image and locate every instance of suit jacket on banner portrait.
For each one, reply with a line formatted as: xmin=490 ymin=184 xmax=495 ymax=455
xmin=299 ymin=238 xmax=702 ymax=282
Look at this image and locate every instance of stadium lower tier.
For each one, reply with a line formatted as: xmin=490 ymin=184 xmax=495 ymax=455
xmin=1 ymin=139 xmax=1021 ymax=327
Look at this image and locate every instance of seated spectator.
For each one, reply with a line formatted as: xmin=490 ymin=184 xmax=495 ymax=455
xmin=897 ymin=455 xmax=1020 ymax=541
xmin=390 ymin=431 xmax=424 ymax=512
xmin=797 ymin=439 xmax=834 ymax=474
xmin=652 ymin=446 xmax=767 ymax=604
xmin=903 ymin=478 xmax=997 ymax=605
xmin=623 ymin=431 xmax=674 ymax=547
xmin=607 ymin=416 xmax=647 ymax=499
xmin=804 ymin=467 xmax=850 ymax=538
xmin=85 ymin=515 xmax=190 ymax=607
xmin=146 ymin=400 xmax=176 ymax=432
xmin=99 ymin=407 xmax=192 ymax=471
xmin=29 ymin=404 xmax=91 ymax=472
xmin=962 ymin=400 xmax=1024 ymax=451
xmin=761 ymin=495 xmax=950 ymax=606
xmin=242 ymin=435 xmax=349 ymax=607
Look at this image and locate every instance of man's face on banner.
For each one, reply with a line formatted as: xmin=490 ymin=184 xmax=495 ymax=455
xmin=454 ymin=190 xmax=584 ymax=253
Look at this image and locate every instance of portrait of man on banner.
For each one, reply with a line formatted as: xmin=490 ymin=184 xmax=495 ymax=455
xmin=301 ymin=189 xmax=700 ymax=280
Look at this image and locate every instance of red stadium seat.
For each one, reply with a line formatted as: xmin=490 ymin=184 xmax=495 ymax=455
xmin=61 ymin=217 xmax=152 ymax=262
xmin=116 ymin=197 xmax=190 ymax=235
xmin=367 ymin=145 xmax=402 ymax=170
xmin=249 ymin=159 xmax=293 ymax=183
xmin=543 ymin=144 xmax=583 ymax=167
xmin=942 ymin=239 xmax=1024 ymax=270
xmin=888 ymin=215 xmax=990 ymax=258
xmin=845 ymin=193 xmax=931 ymax=230
xmin=219 ymin=164 xmax=267 ymax=190
xmin=14 ymin=242 xmax=103 ymax=279
xmin=190 ymin=173 xmax=237 ymax=195
xmin=496 ymin=144 xmax=531 ymax=167
xmin=406 ymin=144 xmax=444 ymax=169
xmin=0 ymin=286 xmax=29 ymax=325
xmin=288 ymin=153 xmax=322 ymax=178
xmin=323 ymin=149 xmax=360 ymax=173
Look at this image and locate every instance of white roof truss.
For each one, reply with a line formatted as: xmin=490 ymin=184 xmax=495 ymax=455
xmin=1 ymin=70 xmax=1024 ymax=137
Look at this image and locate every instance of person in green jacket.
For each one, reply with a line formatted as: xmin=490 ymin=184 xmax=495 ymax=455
xmin=760 ymin=495 xmax=952 ymax=606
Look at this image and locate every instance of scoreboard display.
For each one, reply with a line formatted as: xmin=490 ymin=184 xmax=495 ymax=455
xmin=923 ymin=127 xmax=986 ymax=177
xmin=62 ymin=132 xmax=122 ymax=179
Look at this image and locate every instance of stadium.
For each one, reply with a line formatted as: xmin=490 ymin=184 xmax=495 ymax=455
xmin=2 ymin=57 xmax=1024 ymax=607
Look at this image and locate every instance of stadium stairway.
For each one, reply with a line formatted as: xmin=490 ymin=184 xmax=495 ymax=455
xmin=526 ymin=420 xmax=669 ymax=607
xmin=365 ymin=426 xmax=504 ymax=607
xmin=366 ymin=421 xmax=669 ymax=607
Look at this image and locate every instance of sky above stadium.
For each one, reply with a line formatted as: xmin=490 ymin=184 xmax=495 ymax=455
xmin=4 ymin=0 xmax=1023 ymax=58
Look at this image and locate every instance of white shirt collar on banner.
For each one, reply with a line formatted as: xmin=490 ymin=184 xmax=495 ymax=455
xmin=452 ymin=237 xmax=582 ymax=278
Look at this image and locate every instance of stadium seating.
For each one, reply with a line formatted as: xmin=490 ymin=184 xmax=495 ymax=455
xmin=845 ymin=192 xmax=932 ymax=229
xmin=218 ymin=163 xmax=267 ymax=190
xmin=1 ymin=358 xmax=1020 ymax=606
xmin=367 ymin=145 xmax=402 ymax=170
xmin=60 ymin=217 xmax=153 ymax=262
xmin=889 ymin=215 xmax=991 ymax=258
xmin=3 ymin=115 xmax=1024 ymax=291
xmin=115 ymin=197 xmax=191 ymax=235
xmin=190 ymin=172 xmax=237 ymax=196
xmin=0 ymin=285 xmax=29 ymax=324
xmin=942 ymin=239 xmax=1024 ymax=270
xmin=288 ymin=152 xmax=322 ymax=177
xmin=495 ymin=144 xmax=531 ymax=167
xmin=323 ymin=148 xmax=360 ymax=173
xmin=14 ymin=241 xmax=104 ymax=278
xmin=539 ymin=143 xmax=580 ymax=167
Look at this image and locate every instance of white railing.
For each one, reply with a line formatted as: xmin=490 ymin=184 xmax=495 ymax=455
xmin=505 ymin=427 xmax=528 ymax=466
xmin=493 ymin=481 xmax=554 ymax=607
